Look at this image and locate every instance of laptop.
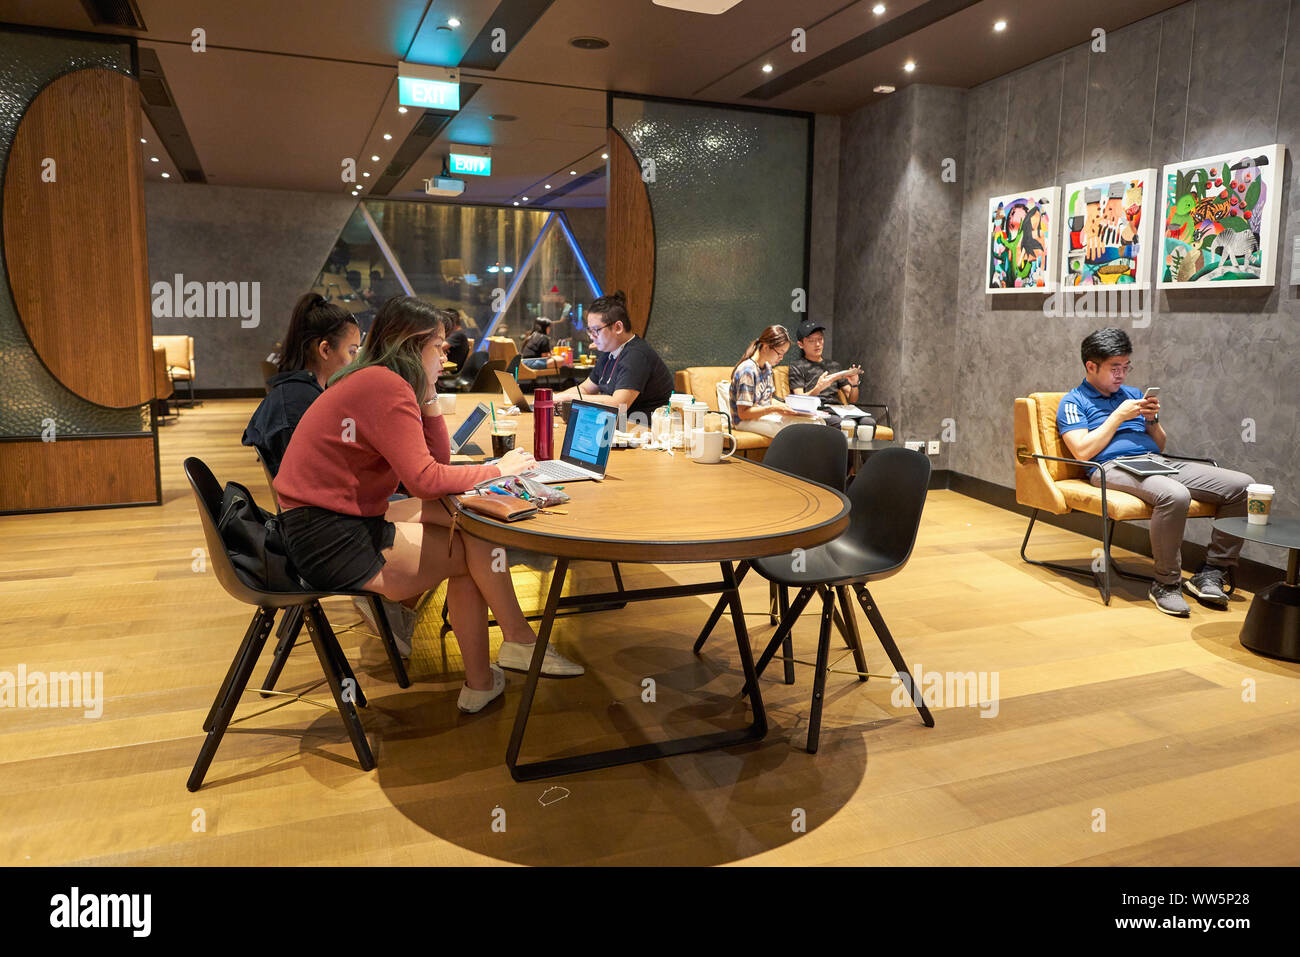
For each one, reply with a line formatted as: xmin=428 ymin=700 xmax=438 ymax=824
xmin=449 ymin=401 xmax=491 ymax=455
xmin=495 ymin=369 xmax=532 ymax=413
xmin=520 ymin=399 xmax=617 ymax=483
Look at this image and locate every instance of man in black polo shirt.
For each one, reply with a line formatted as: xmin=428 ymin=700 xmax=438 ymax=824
xmin=788 ymin=319 xmax=863 ymax=403
xmin=556 ymin=291 xmax=673 ymax=422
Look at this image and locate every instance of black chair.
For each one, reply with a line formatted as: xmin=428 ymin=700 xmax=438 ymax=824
xmin=442 ymin=350 xmax=491 ymax=392
xmin=465 ymin=358 xmax=507 ymax=394
xmin=183 ymin=456 xmax=410 ymax=791
xmin=744 ymin=447 xmax=934 ymax=752
xmin=694 ymin=424 xmax=853 ymax=684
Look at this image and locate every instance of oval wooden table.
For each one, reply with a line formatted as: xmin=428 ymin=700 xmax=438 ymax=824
xmin=447 ymin=395 xmax=850 ymax=780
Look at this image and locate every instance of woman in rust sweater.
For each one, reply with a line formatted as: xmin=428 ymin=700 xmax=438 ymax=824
xmin=274 ymin=296 xmax=582 ymax=713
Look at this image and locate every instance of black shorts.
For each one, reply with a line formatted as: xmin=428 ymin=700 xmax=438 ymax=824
xmin=281 ymin=507 xmax=396 ymax=592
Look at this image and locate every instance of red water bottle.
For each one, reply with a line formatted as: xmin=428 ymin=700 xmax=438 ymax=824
xmin=533 ymin=387 xmax=554 ymax=460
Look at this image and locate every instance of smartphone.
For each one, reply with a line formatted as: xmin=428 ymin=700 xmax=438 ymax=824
xmin=1143 ymin=387 xmax=1160 ymax=399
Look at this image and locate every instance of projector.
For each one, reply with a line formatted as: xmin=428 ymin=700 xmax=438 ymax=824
xmin=424 ymin=176 xmax=465 ymax=197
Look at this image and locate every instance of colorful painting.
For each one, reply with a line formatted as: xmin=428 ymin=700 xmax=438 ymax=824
xmin=1158 ymin=144 xmax=1286 ymax=288
xmin=1061 ymin=169 xmax=1155 ymax=288
xmin=986 ymin=188 xmax=1059 ymax=293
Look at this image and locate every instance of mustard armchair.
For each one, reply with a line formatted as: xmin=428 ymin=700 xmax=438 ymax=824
xmin=1014 ymin=392 xmax=1228 ymax=604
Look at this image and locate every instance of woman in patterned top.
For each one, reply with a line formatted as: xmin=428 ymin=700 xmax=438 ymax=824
xmin=729 ymin=324 xmax=820 ymax=438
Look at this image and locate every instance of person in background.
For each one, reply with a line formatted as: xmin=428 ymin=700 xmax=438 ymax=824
xmin=521 ymin=317 xmax=552 ymax=370
xmin=443 ymin=309 xmax=470 ymax=369
xmin=788 ymin=319 xmax=863 ymax=405
xmin=555 ymin=291 xmax=674 ymax=421
xmin=730 ymin=325 xmax=819 ymax=438
xmin=274 ymin=296 xmax=583 ymax=711
xmin=1057 ymin=327 xmax=1255 ymax=618
xmin=243 ymin=292 xmax=359 ymax=477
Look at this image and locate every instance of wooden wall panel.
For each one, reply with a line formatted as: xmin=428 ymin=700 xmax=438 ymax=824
xmin=0 ymin=438 xmax=157 ymax=512
xmin=605 ymin=129 xmax=655 ymax=338
xmin=3 ymin=68 xmax=152 ymax=409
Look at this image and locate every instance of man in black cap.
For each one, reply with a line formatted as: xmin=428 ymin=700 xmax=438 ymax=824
xmin=788 ymin=319 xmax=863 ymax=404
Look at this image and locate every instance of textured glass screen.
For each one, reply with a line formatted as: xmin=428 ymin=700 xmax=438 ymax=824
xmin=612 ymin=96 xmax=810 ymax=372
xmin=0 ymin=28 xmax=146 ymax=437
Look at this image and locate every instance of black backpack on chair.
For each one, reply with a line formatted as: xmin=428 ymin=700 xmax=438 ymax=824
xmin=215 ymin=481 xmax=301 ymax=593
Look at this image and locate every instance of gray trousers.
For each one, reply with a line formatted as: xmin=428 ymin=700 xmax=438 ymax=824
xmin=1090 ymin=456 xmax=1253 ymax=584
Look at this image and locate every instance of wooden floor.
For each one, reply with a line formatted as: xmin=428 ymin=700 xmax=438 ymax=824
xmin=2 ymin=399 xmax=1298 ymax=866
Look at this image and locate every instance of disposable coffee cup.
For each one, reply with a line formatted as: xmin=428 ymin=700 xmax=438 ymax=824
xmin=840 ymin=420 xmax=856 ymax=441
xmin=436 ymin=393 xmax=457 ymax=415
xmin=1246 ymin=483 xmax=1275 ymax=525
xmin=857 ymin=423 xmax=876 ymax=441
xmin=491 ymin=420 xmax=518 ymax=458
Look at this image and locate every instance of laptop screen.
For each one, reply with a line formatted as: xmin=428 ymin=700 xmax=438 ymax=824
xmin=451 ymin=402 xmax=489 ymax=450
xmin=561 ymin=400 xmax=616 ymax=471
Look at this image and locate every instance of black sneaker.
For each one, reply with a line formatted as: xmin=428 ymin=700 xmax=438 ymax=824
xmin=1149 ymin=582 xmax=1190 ymax=618
xmin=1184 ymin=564 xmax=1230 ymax=608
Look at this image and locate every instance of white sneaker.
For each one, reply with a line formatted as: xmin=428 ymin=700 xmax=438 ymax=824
xmin=457 ymin=664 xmax=506 ymax=713
xmin=497 ymin=639 xmax=585 ymax=677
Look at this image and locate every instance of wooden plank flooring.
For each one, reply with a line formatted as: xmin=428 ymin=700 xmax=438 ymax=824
xmin=1 ymin=399 xmax=1297 ymax=866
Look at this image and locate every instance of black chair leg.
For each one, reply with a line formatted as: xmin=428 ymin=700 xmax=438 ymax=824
xmin=853 ymin=584 xmax=933 ymax=727
xmin=189 ymin=608 xmax=275 ymax=791
xmin=260 ymin=605 xmax=303 ymax=697
xmin=817 ymin=584 xmax=853 ymax=648
xmin=318 ymin=612 xmax=367 ymax=710
xmin=369 ymin=595 xmax=411 ymax=688
xmin=610 ymin=562 xmax=625 ymax=594
xmin=779 ymin=584 xmax=794 ymax=685
xmin=750 ymin=586 xmax=816 ymax=688
xmin=203 ymin=610 xmax=266 ymax=732
xmin=693 ymin=560 xmax=750 ymax=653
xmin=1021 ymin=506 xmax=1114 ymax=606
xmin=836 ymin=585 xmax=869 ymax=681
xmin=1100 ymin=514 xmax=1113 ymax=605
xmin=806 ymin=589 xmax=836 ymax=754
xmin=769 ymin=580 xmax=779 ymax=626
xmin=303 ymin=602 xmax=375 ymax=771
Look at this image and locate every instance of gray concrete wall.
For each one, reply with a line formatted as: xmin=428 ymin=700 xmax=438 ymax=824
xmin=835 ymin=0 xmax=1300 ymax=569
xmin=146 ymin=182 xmax=357 ymax=391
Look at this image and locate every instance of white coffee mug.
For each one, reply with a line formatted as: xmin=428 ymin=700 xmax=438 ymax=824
xmin=690 ymin=428 xmax=736 ymax=464
xmin=436 ymin=393 xmax=457 ymax=415
xmin=857 ymin=423 xmax=875 ymax=441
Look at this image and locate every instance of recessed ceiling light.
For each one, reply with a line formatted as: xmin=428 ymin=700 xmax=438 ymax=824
xmin=903 ymin=60 xmax=916 ymax=72
xmin=398 ymin=106 xmax=407 ymax=113
xmin=382 ymin=133 xmax=392 ymax=140
xmin=522 ymin=196 xmax=529 ymax=201
xmin=762 ymin=63 xmax=773 ymax=73
xmin=569 ymin=170 xmax=577 ymax=175
xmin=513 ymin=201 xmax=519 ymax=206
xmin=161 ymin=172 xmax=170 ymax=178
xmin=601 ymin=152 xmax=609 ymax=159
xmin=363 ymin=171 xmax=370 ymax=177
xmin=447 ymin=17 xmax=460 ymax=28
xmin=569 ymin=36 xmax=610 ymax=50
xmin=139 ymin=137 xmax=146 ymax=143
xmin=371 ymin=155 xmax=380 ymax=161
xmin=545 ymin=184 xmax=551 ymax=189
xmin=873 ymin=84 xmax=895 ymax=94
xmin=150 ymin=156 xmax=159 ymax=162
xmin=993 ymin=19 xmax=1007 ymax=32
xmin=872 ymin=3 xmax=886 ymax=14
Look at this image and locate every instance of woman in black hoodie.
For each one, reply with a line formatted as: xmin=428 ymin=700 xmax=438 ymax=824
xmin=243 ymin=292 xmax=360 ymax=476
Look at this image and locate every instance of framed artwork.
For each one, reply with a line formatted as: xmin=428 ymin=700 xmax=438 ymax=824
xmin=1158 ymin=144 xmax=1286 ymax=288
xmin=1061 ymin=169 xmax=1156 ymax=289
xmin=986 ymin=188 xmax=1060 ymax=293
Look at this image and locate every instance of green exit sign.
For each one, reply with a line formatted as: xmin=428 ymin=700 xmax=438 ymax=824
xmin=449 ymin=153 xmax=491 ymax=176
xmin=398 ymin=76 xmax=460 ymax=110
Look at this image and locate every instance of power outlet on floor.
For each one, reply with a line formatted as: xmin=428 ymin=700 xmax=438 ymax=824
xmin=927 ymin=440 xmax=941 ymax=455
xmin=904 ymin=440 xmax=925 ymax=452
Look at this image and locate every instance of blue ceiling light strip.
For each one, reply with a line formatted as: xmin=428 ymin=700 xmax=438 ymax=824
xmin=555 ymin=213 xmax=603 ymax=299
xmin=473 ymin=212 xmax=557 ymax=349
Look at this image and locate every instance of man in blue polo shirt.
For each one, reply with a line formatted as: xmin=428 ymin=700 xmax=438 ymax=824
xmin=1057 ymin=328 xmax=1254 ymax=617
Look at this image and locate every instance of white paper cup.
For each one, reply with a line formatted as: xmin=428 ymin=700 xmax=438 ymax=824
xmin=1246 ymin=483 xmax=1275 ymax=525
xmin=436 ymin=393 xmax=457 ymax=415
xmin=840 ymin=421 xmax=856 ymax=440
xmin=857 ymin=423 xmax=876 ymax=441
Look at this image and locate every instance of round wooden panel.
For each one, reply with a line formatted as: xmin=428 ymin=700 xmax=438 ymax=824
xmin=450 ymin=396 xmax=849 ymax=562
xmin=4 ymin=68 xmax=153 ymax=409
